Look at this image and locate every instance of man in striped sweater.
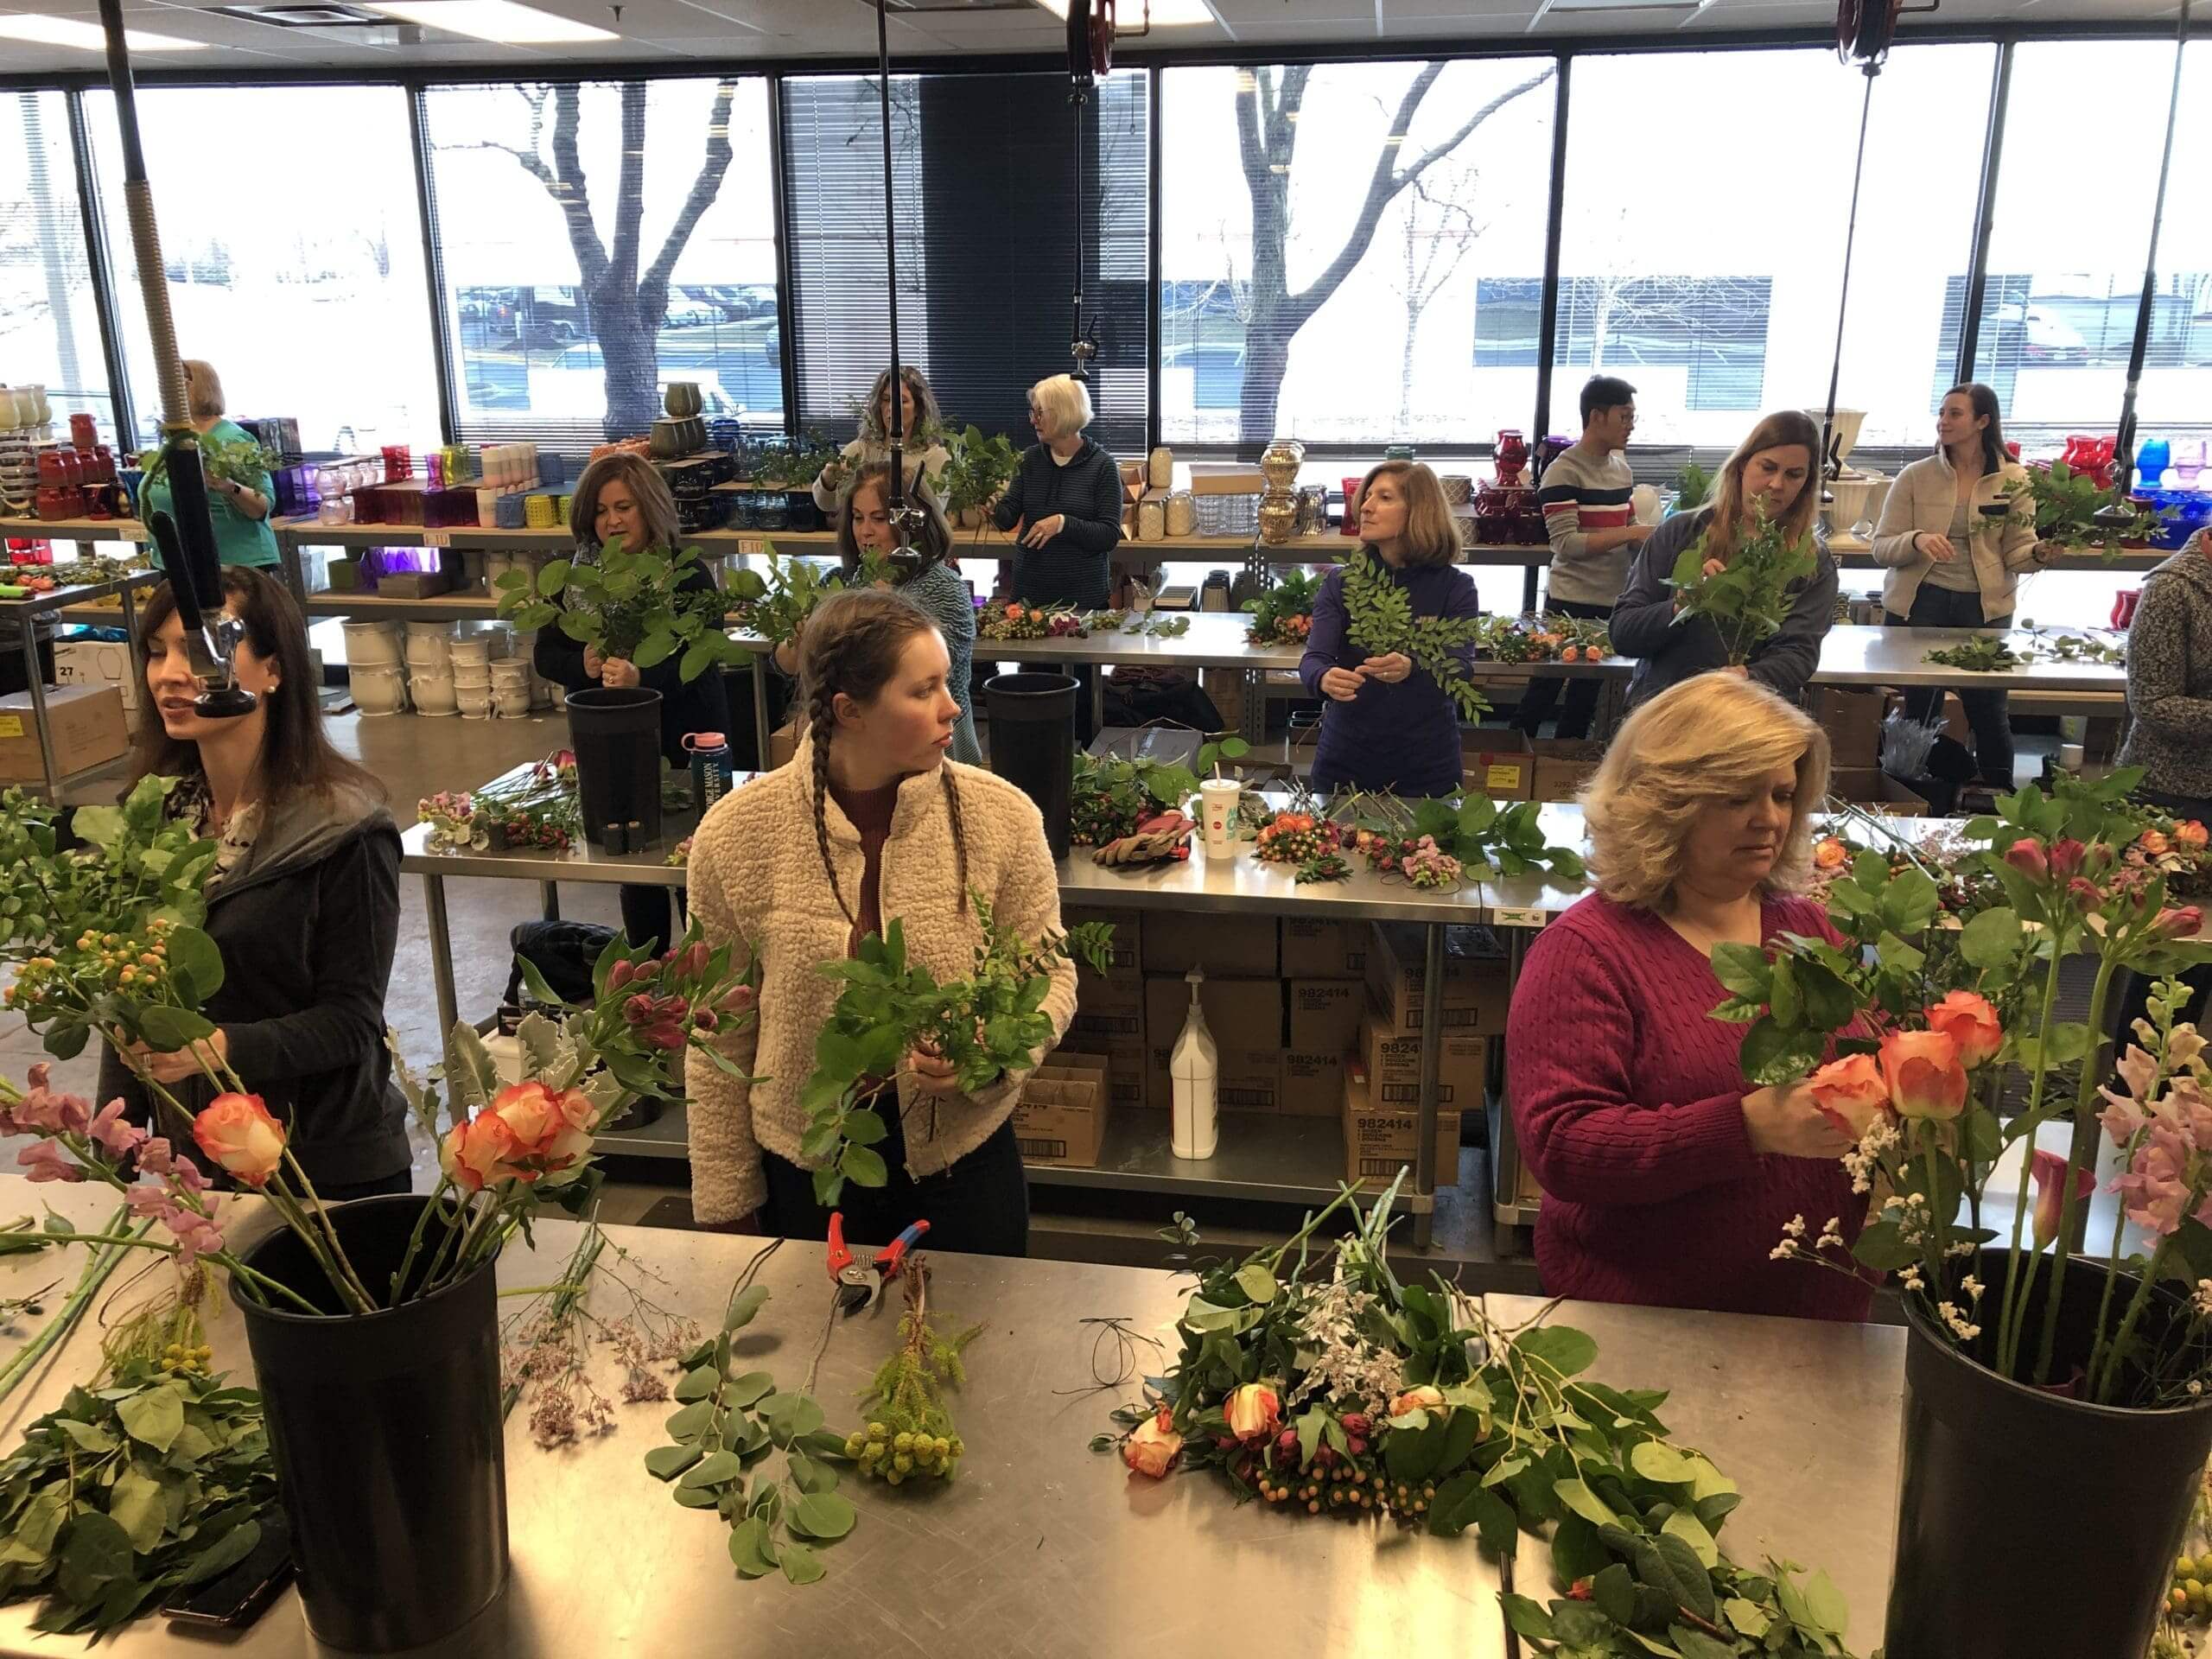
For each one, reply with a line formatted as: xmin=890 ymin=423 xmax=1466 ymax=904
xmin=1518 ymin=375 xmax=1651 ymax=739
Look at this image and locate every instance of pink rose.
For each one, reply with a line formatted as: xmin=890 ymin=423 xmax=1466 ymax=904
xmin=1225 ymin=1383 xmax=1281 ymax=1442
xmin=1123 ymin=1408 xmax=1182 ymax=1479
xmin=1925 ymin=991 xmax=2003 ymax=1069
xmin=2030 ymin=1149 xmax=2094 ymax=1250
xmin=2004 ymin=838 xmax=2048 ymax=881
xmin=1808 ymin=1052 xmax=1889 ymax=1140
xmin=2047 ymin=839 xmax=2086 ymax=879
xmin=191 ymin=1094 xmax=288 ymax=1188
xmin=1878 ymin=1029 xmax=1967 ymax=1121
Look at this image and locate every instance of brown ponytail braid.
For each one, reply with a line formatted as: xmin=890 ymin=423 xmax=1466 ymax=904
xmin=798 ymin=588 xmax=970 ymax=925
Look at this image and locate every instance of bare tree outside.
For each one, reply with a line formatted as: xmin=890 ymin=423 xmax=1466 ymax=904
xmin=1384 ymin=156 xmax=1488 ymax=436
xmin=446 ymin=81 xmax=740 ymax=437
xmin=1232 ymin=61 xmax=1554 ymax=442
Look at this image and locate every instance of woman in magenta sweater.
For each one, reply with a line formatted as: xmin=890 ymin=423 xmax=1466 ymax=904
xmin=1505 ymin=674 xmax=1872 ymax=1319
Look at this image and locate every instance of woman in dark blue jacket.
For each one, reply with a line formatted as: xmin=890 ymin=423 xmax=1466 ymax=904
xmin=992 ymin=373 xmax=1124 ymax=609
xmin=1298 ymin=461 xmax=1482 ymax=798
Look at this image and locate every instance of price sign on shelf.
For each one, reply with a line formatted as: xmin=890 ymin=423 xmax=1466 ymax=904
xmin=1492 ymin=906 xmax=1549 ymax=931
xmin=423 ymin=531 xmax=451 ymax=549
xmin=737 ymin=537 xmax=765 ymax=556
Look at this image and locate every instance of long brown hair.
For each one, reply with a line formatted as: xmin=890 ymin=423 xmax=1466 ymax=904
xmin=134 ymin=569 xmax=382 ymax=810
xmin=569 ymin=452 xmax=679 ymax=554
xmin=861 ymin=366 xmax=943 ymax=444
xmin=1942 ymin=382 xmax=2009 ymax=478
xmin=836 ymin=462 xmax=953 ymax=581
xmin=798 ymin=588 xmax=968 ymax=925
xmin=1703 ymin=410 xmax=1823 ymax=563
xmin=1357 ymin=461 xmax=1461 ymax=569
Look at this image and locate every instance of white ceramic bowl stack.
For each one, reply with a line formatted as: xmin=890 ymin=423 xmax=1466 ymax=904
xmin=490 ymin=656 xmax=534 ymax=718
xmin=340 ymin=621 xmax=408 ymax=715
xmin=404 ymin=622 xmax=458 ymax=717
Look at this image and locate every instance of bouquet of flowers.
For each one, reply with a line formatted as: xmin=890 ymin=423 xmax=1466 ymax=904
xmin=1254 ymin=810 xmax=1347 ymax=884
xmin=1665 ymin=500 xmax=1818 ymax=666
xmin=979 ymin=602 xmax=1087 ymax=642
xmin=1719 ymin=772 xmax=2212 ymax=1404
xmin=1338 ymin=789 xmax=1586 ymax=887
xmin=1103 ymin=1177 xmax=1865 ymax=1656
xmin=1478 ymin=613 xmax=1615 ymax=665
xmin=1243 ymin=569 xmax=1324 ymax=647
xmin=1069 ymin=736 xmax=1253 ymax=849
xmin=499 ymin=535 xmax=736 ymax=683
xmin=417 ymin=752 xmax=582 ymax=854
xmin=797 ymin=898 xmax=1116 ymax=1206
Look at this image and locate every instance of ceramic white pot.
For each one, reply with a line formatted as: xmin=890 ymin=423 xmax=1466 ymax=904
xmin=341 ymin=622 xmax=403 ymax=667
xmin=410 ymin=668 xmax=457 ymax=715
xmin=349 ymin=664 xmax=409 ymax=716
xmin=493 ymin=686 xmax=533 ymax=718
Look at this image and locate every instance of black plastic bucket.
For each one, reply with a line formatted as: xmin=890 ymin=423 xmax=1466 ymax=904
xmin=1884 ymin=1249 xmax=2212 ymax=1656
xmin=985 ymin=671 xmax=1077 ymax=861
xmin=566 ymin=685 xmax=664 ymax=849
xmin=231 ymin=1196 xmax=508 ymax=1652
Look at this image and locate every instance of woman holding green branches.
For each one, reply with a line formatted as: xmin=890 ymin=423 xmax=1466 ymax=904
xmin=1611 ymin=410 xmax=1838 ymax=709
xmin=96 ymin=568 xmax=409 ymax=1200
xmin=138 ymin=359 xmax=280 ymax=571
xmin=535 ymin=452 xmax=729 ymax=952
xmin=684 ymin=588 xmax=1073 ymax=1256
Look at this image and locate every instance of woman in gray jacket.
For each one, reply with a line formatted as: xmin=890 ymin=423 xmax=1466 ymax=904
xmin=1871 ymin=384 xmax=2053 ymax=787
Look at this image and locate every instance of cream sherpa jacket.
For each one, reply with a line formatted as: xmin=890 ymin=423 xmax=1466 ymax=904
xmin=683 ymin=747 xmax=1074 ymax=1223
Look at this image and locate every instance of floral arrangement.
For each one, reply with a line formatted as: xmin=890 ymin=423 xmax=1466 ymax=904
xmin=2127 ymin=814 xmax=2211 ymax=901
xmin=1081 ymin=607 xmax=1187 ymax=637
xmin=796 ymin=899 xmax=1116 ymax=1206
xmin=2001 ymin=460 xmax=2168 ymax=552
xmin=418 ymin=750 xmax=582 ymax=854
xmin=1069 ymin=736 xmax=1252 ymax=848
xmin=747 ymin=431 xmax=842 ymax=493
xmin=843 ymin=1258 xmax=974 ymax=1485
xmin=938 ymin=425 xmax=1020 ymax=521
xmin=137 ymin=430 xmax=276 ymax=497
xmin=1243 ymin=569 xmax=1324 ymax=647
xmin=1253 ymin=810 xmax=1347 ymax=884
xmin=1666 ymin=500 xmax=1819 ymax=666
xmin=1478 ymin=613 xmax=1615 ymax=665
xmin=1338 ymin=552 xmax=1491 ymax=721
xmin=1719 ymin=771 xmax=2212 ymax=1402
xmin=1103 ymin=1178 xmax=1864 ymax=1657
xmin=979 ymin=602 xmax=1087 ymax=642
xmin=499 ymin=534 xmax=735 ymax=683
xmin=1338 ymin=789 xmax=1586 ymax=886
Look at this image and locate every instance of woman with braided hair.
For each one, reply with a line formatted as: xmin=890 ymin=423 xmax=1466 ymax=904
xmin=683 ymin=588 xmax=1075 ymax=1255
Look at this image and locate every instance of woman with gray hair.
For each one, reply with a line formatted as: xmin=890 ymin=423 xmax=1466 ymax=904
xmin=991 ymin=373 xmax=1123 ymax=610
xmin=1504 ymin=673 xmax=1872 ymax=1320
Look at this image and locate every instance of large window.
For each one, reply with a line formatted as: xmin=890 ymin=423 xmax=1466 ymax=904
xmin=782 ymin=69 xmax=1149 ymax=454
xmin=2 ymin=92 xmax=115 ymax=439
xmin=83 ymin=86 xmax=439 ymax=456
xmin=1555 ymin=45 xmax=1994 ymax=454
xmin=423 ymin=78 xmax=781 ymax=454
xmin=1972 ymin=41 xmax=2206 ymax=455
xmin=1160 ymin=59 xmax=1555 ymax=448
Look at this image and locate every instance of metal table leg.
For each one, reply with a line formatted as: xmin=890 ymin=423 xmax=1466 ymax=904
xmin=20 ymin=620 xmax=58 ymax=799
xmin=750 ymin=655 xmax=772 ymax=771
xmin=1489 ymin=925 xmax=1531 ymax=1255
xmin=1413 ymin=921 xmax=1445 ymax=1249
xmin=539 ymin=880 xmax=561 ymax=923
xmin=424 ymin=871 xmax=460 ymax=1037
xmin=1091 ymin=666 xmax=1106 ymax=737
xmin=117 ymin=578 xmax=144 ymax=686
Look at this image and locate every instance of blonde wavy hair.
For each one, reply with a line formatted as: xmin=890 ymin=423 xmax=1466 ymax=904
xmin=1357 ymin=461 xmax=1461 ymax=568
xmin=1581 ymin=674 xmax=1830 ymax=911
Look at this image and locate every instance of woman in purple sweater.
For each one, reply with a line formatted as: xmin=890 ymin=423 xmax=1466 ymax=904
xmin=1299 ymin=461 xmax=1481 ymax=798
xmin=1504 ymin=673 xmax=1872 ymax=1320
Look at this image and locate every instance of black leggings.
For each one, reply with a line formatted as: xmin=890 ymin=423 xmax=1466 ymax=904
xmin=1513 ymin=597 xmax=1615 ymax=741
xmin=619 ymin=885 xmax=685 ymax=955
xmin=1887 ymin=585 xmax=2014 ymax=787
xmin=760 ymin=1089 xmax=1030 ymax=1259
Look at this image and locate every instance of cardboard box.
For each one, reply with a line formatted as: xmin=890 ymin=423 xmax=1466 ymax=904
xmin=1462 ymin=739 xmax=1534 ymax=801
xmin=1287 ymin=978 xmax=1363 ymax=1053
xmin=1815 ymin=687 xmax=1884 ymax=767
xmin=1065 ymin=906 xmax=1141 ymax=982
xmin=1281 ymin=1050 xmax=1344 ymax=1117
xmin=766 ymin=719 xmax=798 ymax=770
xmin=1140 ymin=912 xmax=1277 ymax=978
xmin=1187 ymin=463 xmax=1265 ymax=497
xmin=1828 ymin=765 xmax=1886 ymax=803
xmin=1202 ymin=669 xmax=1243 ymax=724
xmin=1527 ymin=737 xmax=1606 ymax=804
xmin=0 ymin=684 xmax=128 ymax=783
xmin=53 ymin=639 xmax=142 ymax=728
xmin=1281 ymin=917 xmax=1368 ymax=979
xmin=1065 ymin=978 xmax=1145 ymax=1110
xmin=1358 ymin=1011 xmax=1486 ymax=1109
xmin=1365 ymin=921 xmax=1510 ymax=1038
xmin=1144 ymin=975 xmax=1282 ymax=1113
xmin=1342 ymin=1065 xmax=1461 ymax=1190
xmin=1014 ymin=1051 xmax=1111 ymax=1167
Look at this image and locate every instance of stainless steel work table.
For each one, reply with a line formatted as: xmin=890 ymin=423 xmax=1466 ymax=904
xmin=0 ymin=1179 xmax=1513 ymax=1659
xmin=1813 ymin=625 xmax=2127 ymax=696
xmin=1485 ymin=1293 xmax=1904 ymax=1656
xmin=402 ymin=767 xmax=1491 ymax=1245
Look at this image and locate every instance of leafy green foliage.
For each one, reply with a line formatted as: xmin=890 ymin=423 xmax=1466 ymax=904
xmin=747 ymin=431 xmax=842 ymax=492
xmin=497 ymin=534 xmax=735 ymax=682
xmin=1665 ymin=502 xmax=1818 ymax=665
xmin=722 ymin=548 xmax=887 ymax=651
xmin=1243 ymin=569 xmax=1323 ymax=645
xmin=1338 ymin=788 xmax=1586 ymax=884
xmin=1923 ymin=636 xmax=2031 ymax=673
xmin=938 ymin=425 xmax=1022 ymax=518
xmin=137 ymin=431 xmax=276 ymax=497
xmin=799 ymin=898 xmax=1116 ymax=1205
xmin=1337 ymin=551 xmax=1492 ymax=722
xmin=843 ymin=1261 xmax=976 ymax=1487
xmin=646 ymin=1267 xmax=854 ymax=1588
xmin=0 ymin=1362 xmax=276 ymax=1638
xmin=1104 ymin=1179 xmax=1862 ymax=1657
xmin=1672 ymin=461 xmax=1713 ymax=512
xmin=1999 ymin=460 xmax=2166 ymax=552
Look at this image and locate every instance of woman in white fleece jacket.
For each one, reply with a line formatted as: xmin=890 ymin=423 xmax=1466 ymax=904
xmin=684 ymin=588 xmax=1072 ymax=1255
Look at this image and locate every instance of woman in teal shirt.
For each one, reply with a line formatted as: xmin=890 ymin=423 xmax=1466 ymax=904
xmin=140 ymin=359 xmax=281 ymax=570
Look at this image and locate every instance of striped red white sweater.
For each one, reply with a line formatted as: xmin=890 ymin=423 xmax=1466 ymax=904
xmin=1536 ymin=441 xmax=1637 ymax=607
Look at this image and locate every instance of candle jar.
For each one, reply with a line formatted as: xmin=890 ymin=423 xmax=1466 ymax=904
xmin=1257 ymin=490 xmax=1299 ymax=546
xmin=1138 ymin=497 xmax=1165 ymax=541
xmin=68 ymin=413 xmax=97 ymax=452
xmin=1260 ymin=437 xmax=1305 ymax=493
xmin=1164 ymin=489 xmax=1197 ymax=537
xmin=1148 ymin=446 xmax=1173 ymax=490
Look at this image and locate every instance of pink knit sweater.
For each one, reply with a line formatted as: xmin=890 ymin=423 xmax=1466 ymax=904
xmin=1505 ymin=892 xmax=1873 ymax=1321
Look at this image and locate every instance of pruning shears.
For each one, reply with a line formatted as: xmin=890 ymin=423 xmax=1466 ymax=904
xmin=825 ymin=1213 xmax=930 ymax=1315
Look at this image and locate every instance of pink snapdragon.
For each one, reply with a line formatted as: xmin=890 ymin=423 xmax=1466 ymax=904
xmin=16 ymin=1141 xmax=81 ymax=1183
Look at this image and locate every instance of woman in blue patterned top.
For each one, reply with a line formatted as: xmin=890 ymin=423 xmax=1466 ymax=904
xmin=836 ymin=464 xmax=982 ymax=765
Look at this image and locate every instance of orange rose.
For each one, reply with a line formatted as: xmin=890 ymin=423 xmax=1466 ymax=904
xmin=489 ymin=1079 xmax=596 ymax=1175
xmin=191 ymin=1094 xmax=287 ymax=1188
xmin=1924 ymin=990 xmax=2003 ymax=1068
xmin=1807 ymin=1052 xmax=1888 ymax=1140
xmin=2177 ymin=821 xmax=2209 ymax=850
xmin=1814 ymin=836 xmax=1851 ymax=871
xmin=1123 ymin=1408 xmax=1181 ymax=1479
xmin=2140 ymin=828 xmax=2172 ymax=857
xmin=1878 ymin=1028 xmax=1967 ymax=1121
xmin=1003 ymin=603 xmax=1022 ymax=618
xmin=1225 ymin=1382 xmax=1280 ymax=1441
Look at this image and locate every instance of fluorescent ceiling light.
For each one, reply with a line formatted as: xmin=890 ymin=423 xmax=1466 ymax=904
xmin=362 ymin=0 xmax=617 ymax=42
xmin=0 ymin=13 xmax=206 ymax=49
xmin=1032 ymin=0 xmax=1219 ymax=25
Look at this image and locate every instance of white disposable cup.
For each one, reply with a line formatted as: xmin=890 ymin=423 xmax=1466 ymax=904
xmin=1199 ymin=779 xmax=1241 ymax=854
